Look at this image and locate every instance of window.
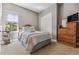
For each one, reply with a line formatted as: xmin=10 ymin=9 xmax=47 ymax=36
xmin=5 ymin=13 xmax=19 ymax=31
xmin=7 ymin=14 xmax=18 ymax=23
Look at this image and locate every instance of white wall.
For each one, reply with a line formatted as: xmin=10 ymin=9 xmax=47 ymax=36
xmin=39 ymin=4 xmax=57 ymax=39
xmin=63 ymin=3 xmax=78 ymax=18
xmin=58 ymin=3 xmax=79 ymax=25
xmin=0 ymin=3 xmax=2 ymax=52
xmin=0 ymin=3 xmax=2 ymax=25
xmin=2 ymin=3 xmax=38 ymax=29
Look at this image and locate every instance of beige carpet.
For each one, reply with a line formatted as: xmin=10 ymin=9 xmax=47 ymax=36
xmin=1 ymin=41 xmax=79 ymax=55
xmin=32 ymin=42 xmax=79 ymax=55
xmin=0 ymin=41 xmax=30 ymax=55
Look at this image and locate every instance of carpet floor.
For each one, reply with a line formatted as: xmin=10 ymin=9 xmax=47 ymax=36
xmin=0 ymin=41 xmax=30 ymax=55
xmin=32 ymin=42 xmax=79 ymax=55
xmin=1 ymin=41 xmax=79 ymax=55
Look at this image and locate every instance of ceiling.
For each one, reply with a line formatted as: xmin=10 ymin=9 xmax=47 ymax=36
xmin=14 ymin=3 xmax=54 ymax=13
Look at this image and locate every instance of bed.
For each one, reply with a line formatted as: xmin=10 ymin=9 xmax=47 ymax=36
xmin=19 ymin=26 xmax=51 ymax=53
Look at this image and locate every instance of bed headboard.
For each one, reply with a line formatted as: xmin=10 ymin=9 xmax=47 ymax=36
xmin=22 ymin=24 xmax=35 ymax=31
xmin=24 ymin=24 xmax=32 ymax=27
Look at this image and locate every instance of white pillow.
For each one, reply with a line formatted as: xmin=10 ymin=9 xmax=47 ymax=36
xmin=22 ymin=27 xmax=32 ymax=32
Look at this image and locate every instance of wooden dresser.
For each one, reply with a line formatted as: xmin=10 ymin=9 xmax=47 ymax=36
xmin=58 ymin=21 xmax=79 ymax=47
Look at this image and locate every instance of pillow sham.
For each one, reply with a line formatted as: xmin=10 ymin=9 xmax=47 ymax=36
xmin=22 ymin=27 xmax=33 ymax=32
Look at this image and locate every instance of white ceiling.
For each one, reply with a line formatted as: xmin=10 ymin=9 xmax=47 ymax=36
xmin=14 ymin=3 xmax=54 ymax=13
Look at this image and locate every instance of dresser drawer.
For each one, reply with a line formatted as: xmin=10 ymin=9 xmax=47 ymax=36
xmin=67 ymin=22 xmax=76 ymax=29
xmin=64 ymin=36 xmax=76 ymax=43
xmin=63 ymin=38 xmax=76 ymax=43
xmin=67 ymin=30 xmax=76 ymax=35
xmin=58 ymin=29 xmax=67 ymax=34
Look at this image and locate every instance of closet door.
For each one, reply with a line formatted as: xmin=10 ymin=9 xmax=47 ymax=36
xmin=40 ymin=13 xmax=52 ymax=35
